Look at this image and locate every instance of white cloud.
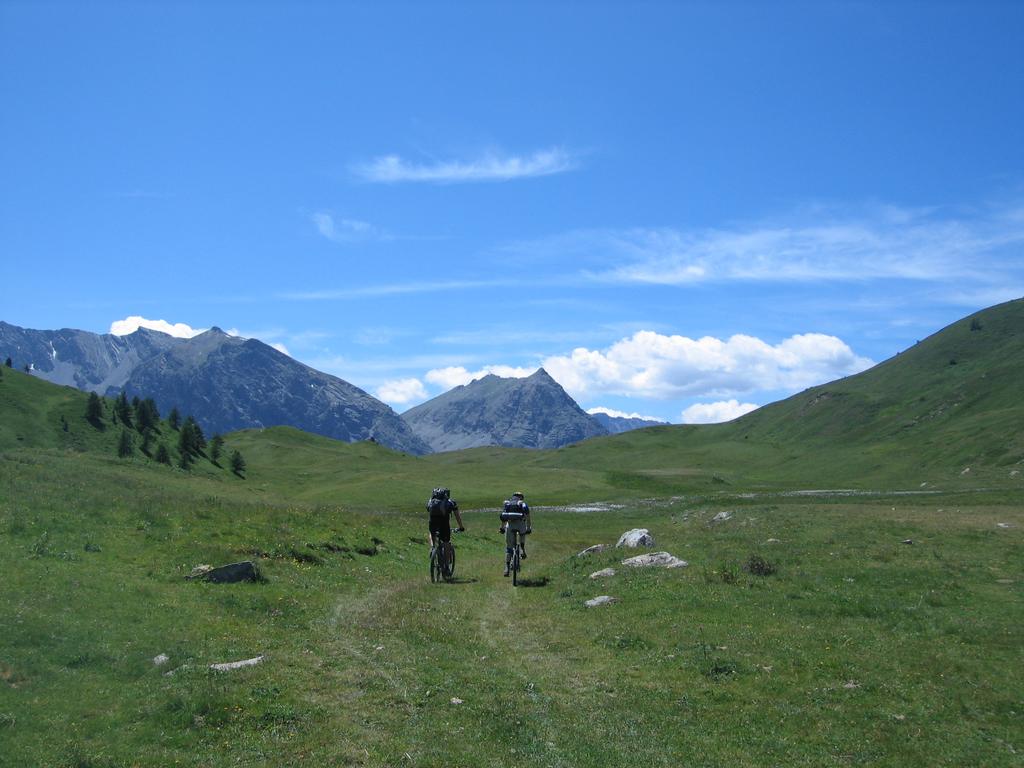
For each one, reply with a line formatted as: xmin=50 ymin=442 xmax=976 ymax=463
xmin=425 ymin=365 xmax=536 ymax=390
xmin=270 ymin=342 xmax=291 ymax=357
xmin=353 ymin=147 xmax=577 ymax=184
xmin=681 ymin=400 xmax=760 ymax=424
xmin=541 ymin=330 xmax=874 ymax=400
xmin=587 ymin=406 xmax=663 ymax=422
xmin=375 ymin=377 xmax=428 ymax=405
xmin=110 ymin=316 xmax=204 ymax=338
xmin=312 ymin=212 xmax=385 ymax=243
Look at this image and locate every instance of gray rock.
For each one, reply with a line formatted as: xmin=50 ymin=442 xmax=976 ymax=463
xmin=621 ymin=552 xmax=688 ymax=569
xmin=711 ymin=512 xmax=732 ymax=522
xmin=584 ymin=595 xmax=617 ymax=607
xmin=188 ymin=560 xmax=260 ymax=583
xmin=589 ymin=568 xmax=617 ymax=579
xmin=616 ymin=528 xmax=655 ymax=548
xmin=152 ymin=653 xmax=170 ymax=667
xmin=577 ymin=544 xmax=609 ymax=557
xmin=210 ymin=655 xmax=264 ymax=671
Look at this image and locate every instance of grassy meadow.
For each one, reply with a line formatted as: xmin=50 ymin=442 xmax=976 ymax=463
xmin=0 ymin=363 xmax=1022 ymax=766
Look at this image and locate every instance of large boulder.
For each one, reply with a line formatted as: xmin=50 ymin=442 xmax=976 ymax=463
xmin=622 ymin=552 xmax=688 ymax=569
xmin=187 ymin=560 xmax=261 ymax=583
xmin=616 ymin=528 xmax=655 ymax=548
xmin=584 ymin=595 xmax=617 ymax=608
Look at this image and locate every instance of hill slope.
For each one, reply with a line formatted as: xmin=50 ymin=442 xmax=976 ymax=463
xmin=543 ymin=298 xmax=1024 ymax=490
xmin=401 ymin=368 xmax=609 ymax=452
xmin=732 ymin=298 xmax=1024 ymax=467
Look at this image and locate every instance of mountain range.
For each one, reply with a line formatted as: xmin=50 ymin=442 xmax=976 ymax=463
xmin=0 ymin=321 xmax=658 ymax=455
xmin=0 ymin=322 xmax=430 ymax=455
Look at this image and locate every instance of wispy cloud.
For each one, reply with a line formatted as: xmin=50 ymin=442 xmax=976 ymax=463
xmin=502 ymin=202 xmax=1024 ymax=292
xmin=352 ymin=147 xmax=577 ymax=184
xmin=279 ymin=279 xmax=508 ymax=301
xmin=312 ymin=212 xmax=388 ymax=243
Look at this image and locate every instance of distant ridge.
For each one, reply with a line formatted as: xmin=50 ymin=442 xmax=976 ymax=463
xmin=589 ymin=410 xmax=668 ymax=434
xmin=401 ymin=368 xmax=609 ymax=452
xmin=0 ymin=321 xmax=429 ymax=455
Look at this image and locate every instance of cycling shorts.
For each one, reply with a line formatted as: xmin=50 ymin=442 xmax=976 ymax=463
xmin=429 ymin=516 xmax=451 ymax=543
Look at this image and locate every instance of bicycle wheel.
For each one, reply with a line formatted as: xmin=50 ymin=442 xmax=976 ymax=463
xmin=445 ymin=543 xmax=456 ymax=581
xmin=430 ymin=546 xmax=440 ymax=583
xmin=511 ymin=533 xmax=521 ymax=586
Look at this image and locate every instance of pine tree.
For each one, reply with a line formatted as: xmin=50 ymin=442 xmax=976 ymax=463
xmin=210 ymin=434 xmax=225 ymax=465
xmin=155 ymin=444 xmax=171 ymax=465
xmin=178 ymin=420 xmax=195 ymax=460
xmin=179 ymin=416 xmax=207 ymax=458
xmin=230 ymin=450 xmax=246 ymax=477
xmin=117 ymin=428 xmax=134 ymax=458
xmin=178 ymin=449 xmax=193 ymax=470
xmin=86 ymin=392 xmax=104 ymax=426
xmin=114 ymin=391 xmax=133 ymax=428
xmin=136 ymin=398 xmax=159 ymax=433
xmin=141 ymin=428 xmax=154 ymax=456
xmin=4 ymin=357 xmax=11 ymax=368
xmin=168 ymin=407 xmax=181 ymax=431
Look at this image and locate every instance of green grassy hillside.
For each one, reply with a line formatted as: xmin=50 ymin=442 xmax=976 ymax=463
xmin=732 ymin=298 xmax=1024 ymax=468
xmin=0 ymin=367 xmax=239 ymax=482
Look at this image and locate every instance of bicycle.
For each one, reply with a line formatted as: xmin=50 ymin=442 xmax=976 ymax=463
xmin=429 ymin=529 xmax=461 ymax=583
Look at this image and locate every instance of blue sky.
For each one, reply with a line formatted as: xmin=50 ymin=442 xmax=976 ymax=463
xmin=2 ymin=1 xmax=1023 ymax=424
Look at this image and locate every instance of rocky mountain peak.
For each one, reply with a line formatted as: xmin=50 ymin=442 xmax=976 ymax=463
xmin=401 ymin=368 xmax=609 ymax=452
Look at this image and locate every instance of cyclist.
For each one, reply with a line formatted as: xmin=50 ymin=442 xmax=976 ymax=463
xmin=427 ymin=486 xmax=465 ymax=559
xmin=499 ymin=491 xmax=531 ymax=577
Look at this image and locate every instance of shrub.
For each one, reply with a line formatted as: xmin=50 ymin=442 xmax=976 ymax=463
xmin=744 ymin=553 xmax=777 ymax=576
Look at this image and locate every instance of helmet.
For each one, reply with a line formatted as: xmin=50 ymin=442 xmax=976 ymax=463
xmin=512 ymin=491 xmax=524 ymax=499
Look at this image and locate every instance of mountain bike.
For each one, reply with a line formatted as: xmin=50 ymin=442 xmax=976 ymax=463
xmin=429 ymin=529 xmax=461 ymax=583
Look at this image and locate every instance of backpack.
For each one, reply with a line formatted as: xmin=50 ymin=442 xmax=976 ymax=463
xmin=427 ymin=496 xmax=448 ymax=518
xmin=500 ymin=498 xmax=527 ymax=522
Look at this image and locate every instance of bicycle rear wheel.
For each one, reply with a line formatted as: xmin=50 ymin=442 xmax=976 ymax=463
xmin=511 ymin=533 xmax=521 ymax=586
xmin=445 ymin=544 xmax=456 ymax=581
xmin=430 ymin=547 xmax=440 ymax=583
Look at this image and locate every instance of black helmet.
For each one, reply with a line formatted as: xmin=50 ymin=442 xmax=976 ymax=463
xmin=512 ymin=491 xmax=524 ymax=499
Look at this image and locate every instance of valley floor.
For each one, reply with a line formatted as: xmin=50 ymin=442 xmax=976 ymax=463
xmin=1 ymin=454 xmax=1022 ymax=767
